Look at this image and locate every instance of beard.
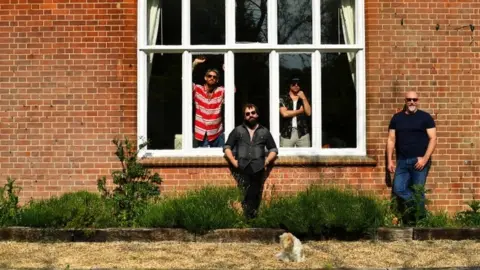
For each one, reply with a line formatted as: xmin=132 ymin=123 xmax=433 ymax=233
xmin=244 ymin=118 xmax=258 ymax=128
xmin=406 ymin=105 xmax=417 ymax=113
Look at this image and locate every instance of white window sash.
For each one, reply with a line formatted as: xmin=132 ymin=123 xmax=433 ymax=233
xmin=137 ymin=0 xmax=367 ymax=157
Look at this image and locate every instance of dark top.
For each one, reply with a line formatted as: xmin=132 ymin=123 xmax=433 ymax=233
xmin=224 ymin=124 xmax=278 ymax=173
xmin=279 ymin=94 xmax=310 ymax=138
xmin=388 ymin=110 xmax=435 ymax=160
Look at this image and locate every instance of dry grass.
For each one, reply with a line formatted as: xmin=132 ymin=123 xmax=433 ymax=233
xmin=0 ymin=240 xmax=479 ymax=269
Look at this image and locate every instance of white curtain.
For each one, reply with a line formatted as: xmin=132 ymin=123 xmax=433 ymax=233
xmin=147 ymin=0 xmax=161 ymax=81
xmin=340 ymin=0 xmax=355 ymax=85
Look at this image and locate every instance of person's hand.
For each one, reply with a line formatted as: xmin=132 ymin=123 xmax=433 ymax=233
xmin=232 ymin=159 xmax=239 ymax=168
xmin=387 ymin=160 xmax=395 ymax=173
xmin=415 ymin=157 xmax=427 ymax=170
xmin=264 ymin=159 xmax=270 ymax=168
xmin=297 ymin=91 xmax=307 ymax=100
xmin=193 ymin=56 xmax=206 ymax=65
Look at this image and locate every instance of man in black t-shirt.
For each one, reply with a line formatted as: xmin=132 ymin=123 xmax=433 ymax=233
xmin=387 ymin=91 xmax=437 ymax=224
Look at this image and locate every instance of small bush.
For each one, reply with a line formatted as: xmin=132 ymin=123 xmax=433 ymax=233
xmin=97 ymin=137 xmax=162 ymax=226
xmin=455 ymin=200 xmax=480 ymax=227
xmin=136 ymin=198 xmax=177 ymax=228
xmin=251 ymin=187 xmax=384 ymax=238
xmin=137 ymin=186 xmax=244 ymax=233
xmin=417 ymin=211 xmax=456 ymax=228
xmin=0 ymin=177 xmax=21 ymax=226
xmin=17 ymin=191 xmax=116 ymax=228
xmin=175 ymin=186 xmax=245 ymax=234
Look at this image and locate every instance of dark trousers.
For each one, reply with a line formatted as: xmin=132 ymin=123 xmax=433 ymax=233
xmin=238 ymin=165 xmax=265 ymax=219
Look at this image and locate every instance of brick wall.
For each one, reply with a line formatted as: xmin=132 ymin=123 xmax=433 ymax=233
xmin=0 ymin=0 xmax=479 ymax=213
xmin=0 ymin=1 xmax=137 ymax=200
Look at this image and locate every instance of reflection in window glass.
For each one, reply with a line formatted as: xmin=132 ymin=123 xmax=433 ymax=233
xmin=278 ymin=0 xmax=312 ymax=44
xmin=234 ymin=53 xmax=270 ymax=129
xmin=321 ymin=53 xmax=356 ymax=148
xmin=147 ymin=0 xmax=181 ymax=45
xmin=191 ymin=0 xmax=225 ymax=45
xmin=236 ymin=0 xmax=268 ymax=43
xmin=279 ymin=54 xmax=312 ymax=147
xmin=191 ymin=54 xmax=226 ymax=148
xmin=147 ymin=54 xmax=182 ymax=150
xmin=321 ymin=0 xmax=355 ymax=44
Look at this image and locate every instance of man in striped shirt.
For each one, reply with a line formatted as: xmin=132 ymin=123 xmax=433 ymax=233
xmin=192 ymin=57 xmax=227 ymax=148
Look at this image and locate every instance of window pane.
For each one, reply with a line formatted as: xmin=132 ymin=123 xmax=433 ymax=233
xmin=279 ymin=54 xmax=312 ymax=147
xmin=321 ymin=53 xmax=356 ymax=148
xmin=192 ymin=54 xmax=226 ymax=148
xmin=278 ymin=0 xmax=312 ymax=44
xmin=321 ymin=0 xmax=355 ymax=44
xmin=236 ymin=0 xmax=268 ymax=43
xmin=234 ymin=53 xmax=270 ymax=129
xmin=147 ymin=0 xmax=181 ymax=45
xmin=191 ymin=0 xmax=225 ymax=45
xmin=147 ymin=54 xmax=182 ymax=150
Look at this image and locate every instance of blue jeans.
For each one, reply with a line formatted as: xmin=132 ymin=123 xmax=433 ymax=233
xmin=393 ymin=157 xmax=431 ymax=218
xmin=196 ymin=133 xmax=225 ymax=148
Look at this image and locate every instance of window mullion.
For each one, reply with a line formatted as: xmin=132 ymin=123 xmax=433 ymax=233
xmin=268 ymin=0 xmax=277 ymax=45
xmin=182 ymin=52 xmax=193 ymax=151
xmin=225 ymin=0 xmax=235 ymax=45
xmin=312 ymin=0 xmax=321 ymax=46
xmin=182 ymin=0 xmax=190 ymax=45
xmin=224 ymin=51 xmax=235 ymax=141
xmin=269 ymin=51 xmax=280 ymax=148
xmin=137 ymin=0 xmax=148 ymax=152
xmin=312 ymin=50 xmax=322 ymax=149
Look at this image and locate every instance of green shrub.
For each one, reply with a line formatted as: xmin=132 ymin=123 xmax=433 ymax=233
xmin=136 ymin=198 xmax=177 ymax=228
xmin=137 ymin=186 xmax=244 ymax=233
xmin=17 ymin=191 xmax=116 ymax=228
xmin=251 ymin=187 xmax=384 ymax=238
xmin=97 ymin=137 xmax=162 ymax=226
xmin=455 ymin=200 xmax=480 ymax=227
xmin=417 ymin=211 xmax=456 ymax=228
xmin=175 ymin=186 xmax=245 ymax=234
xmin=0 ymin=177 xmax=21 ymax=226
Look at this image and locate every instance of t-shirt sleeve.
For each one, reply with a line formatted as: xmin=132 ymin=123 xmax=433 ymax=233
xmin=424 ymin=113 xmax=436 ymax=129
xmin=388 ymin=115 xmax=397 ymax=130
xmin=279 ymin=97 xmax=286 ymax=108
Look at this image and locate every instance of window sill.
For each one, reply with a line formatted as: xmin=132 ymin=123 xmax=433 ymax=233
xmin=139 ymin=156 xmax=377 ymax=168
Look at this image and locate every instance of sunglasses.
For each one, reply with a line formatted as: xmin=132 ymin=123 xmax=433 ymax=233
xmin=291 ymin=82 xmax=300 ymax=86
xmin=245 ymin=111 xmax=257 ymax=117
xmin=206 ymin=74 xmax=217 ymax=79
xmin=405 ymin=98 xmax=418 ymax=102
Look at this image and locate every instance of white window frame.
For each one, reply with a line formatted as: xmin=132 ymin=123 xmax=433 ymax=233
xmin=137 ymin=0 xmax=366 ymax=158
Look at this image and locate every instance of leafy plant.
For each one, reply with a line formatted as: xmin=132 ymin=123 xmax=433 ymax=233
xmin=251 ymin=187 xmax=384 ymax=239
xmin=455 ymin=200 xmax=480 ymax=227
xmin=136 ymin=198 xmax=177 ymax=228
xmin=18 ymin=191 xmax=116 ymax=228
xmin=0 ymin=177 xmax=21 ymax=226
xmin=139 ymin=186 xmax=245 ymax=234
xmin=97 ymin=137 xmax=162 ymax=226
xmin=174 ymin=186 xmax=245 ymax=234
xmin=416 ymin=211 xmax=456 ymax=228
xmin=402 ymin=184 xmax=430 ymax=225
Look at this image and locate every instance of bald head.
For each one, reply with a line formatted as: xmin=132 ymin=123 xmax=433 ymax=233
xmin=405 ymin=91 xmax=418 ymax=99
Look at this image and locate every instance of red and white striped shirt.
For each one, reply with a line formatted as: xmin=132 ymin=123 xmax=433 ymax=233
xmin=193 ymin=84 xmax=225 ymax=142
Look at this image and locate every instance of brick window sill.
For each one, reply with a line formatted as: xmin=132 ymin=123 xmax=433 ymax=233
xmin=139 ymin=156 xmax=377 ymax=167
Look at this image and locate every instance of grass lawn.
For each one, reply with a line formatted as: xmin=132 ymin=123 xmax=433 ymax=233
xmin=0 ymin=240 xmax=479 ymax=269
